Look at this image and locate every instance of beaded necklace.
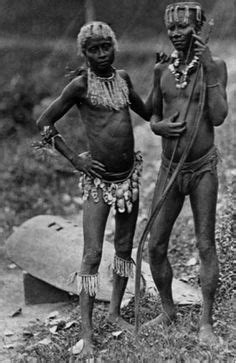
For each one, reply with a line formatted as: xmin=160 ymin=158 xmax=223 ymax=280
xmin=168 ymin=50 xmax=199 ymax=89
xmin=87 ymin=68 xmax=130 ymax=110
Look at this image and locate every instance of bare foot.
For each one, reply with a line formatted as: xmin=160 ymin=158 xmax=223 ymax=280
xmin=107 ymin=314 xmax=134 ymax=333
xmin=199 ymin=324 xmax=218 ymax=346
xmin=75 ymin=338 xmax=94 ymax=360
xmin=141 ymin=312 xmax=176 ymax=330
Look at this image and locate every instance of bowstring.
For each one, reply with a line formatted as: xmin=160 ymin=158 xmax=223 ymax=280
xmin=156 ymin=34 xmax=194 ymax=201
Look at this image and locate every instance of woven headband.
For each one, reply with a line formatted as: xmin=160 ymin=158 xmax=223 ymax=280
xmin=165 ymin=2 xmax=205 ymax=27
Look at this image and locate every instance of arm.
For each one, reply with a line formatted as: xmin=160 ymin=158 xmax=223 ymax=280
xmin=36 ymin=78 xmax=105 ymax=177
xmin=150 ymin=64 xmax=186 ymax=137
xmin=150 ymin=64 xmax=163 ymax=132
xmin=193 ymin=34 xmax=228 ymax=126
xmin=122 ymin=53 xmax=171 ymax=121
xmin=130 ymin=86 xmax=153 ymax=121
xmin=119 ymin=70 xmax=152 ymax=121
xmin=37 ymin=79 xmax=79 ymax=163
xmin=205 ymin=59 xmax=228 ymax=126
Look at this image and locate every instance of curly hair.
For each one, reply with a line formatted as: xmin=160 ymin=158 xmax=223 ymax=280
xmin=77 ymin=21 xmax=118 ymax=55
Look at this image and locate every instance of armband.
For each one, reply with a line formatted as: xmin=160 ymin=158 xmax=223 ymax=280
xmin=40 ymin=126 xmax=64 ymax=148
xmin=32 ymin=126 xmax=65 ymax=158
xmin=40 ymin=126 xmax=55 ymax=144
xmin=50 ymin=133 xmax=64 ymax=149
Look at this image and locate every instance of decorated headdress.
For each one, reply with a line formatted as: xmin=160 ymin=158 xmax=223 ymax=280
xmin=77 ymin=21 xmax=118 ymax=55
xmin=165 ymin=2 xmax=206 ymax=29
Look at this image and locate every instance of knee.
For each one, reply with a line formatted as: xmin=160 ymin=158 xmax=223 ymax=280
xmin=82 ymin=248 xmax=102 ymax=267
xmin=115 ymin=236 xmax=133 ymax=259
xmin=148 ymin=239 xmax=167 ymax=264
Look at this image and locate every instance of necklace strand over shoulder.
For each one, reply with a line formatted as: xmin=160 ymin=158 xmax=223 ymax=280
xmin=168 ymin=50 xmax=199 ymax=89
xmin=87 ymin=67 xmax=130 ymax=110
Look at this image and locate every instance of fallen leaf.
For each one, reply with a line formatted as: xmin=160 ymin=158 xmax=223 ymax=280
xmin=10 ymin=308 xmax=22 ymax=317
xmin=49 ymin=326 xmax=58 ymax=334
xmin=99 ymin=349 xmax=108 ymax=355
xmin=3 ymin=343 xmax=17 ymax=350
xmin=46 ymin=311 xmax=59 ymax=320
xmin=47 ymin=319 xmax=66 ymax=332
xmin=4 ymin=330 xmax=14 ymax=336
xmin=64 ymin=320 xmax=77 ymax=329
xmin=25 ymin=344 xmax=37 ymax=352
xmin=121 ymin=298 xmax=131 ymax=309
xmin=69 ymin=339 xmax=84 ymax=355
xmin=147 ymin=286 xmax=158 ymax=296
xmin=112 ymin=331 xmax=123 ymax=338
xmin=38 ymin=337 xmax=52 ymax=346
xmin=99 ymin=349 xmax=108 ymax=354
xmin=45 ymin=314 xmax=63 ymax=327
xmin=186 ymin=257 xmax=198 ymax=266
xmin=218 ymin=336 xmax=224 ymax=345
xmin=23 ymin=330 xmax=34 ymax=338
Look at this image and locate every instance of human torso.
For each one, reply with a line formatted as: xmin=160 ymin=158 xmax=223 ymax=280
xmin=160 ymin=64 xmax=214 ymax=162
xmin=75 ymin=71 xmax=134 ymax=173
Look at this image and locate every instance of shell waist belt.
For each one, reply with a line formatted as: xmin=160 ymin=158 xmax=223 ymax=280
xmin=78 ymin=151 xmax=143 ymax=213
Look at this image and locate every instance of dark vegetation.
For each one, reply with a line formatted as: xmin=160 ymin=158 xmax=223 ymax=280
xmin=0 ymin=0 xmax=235 ymax=40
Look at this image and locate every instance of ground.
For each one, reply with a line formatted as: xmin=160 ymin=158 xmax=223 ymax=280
xmin=0 ymin=39 xmax=235 ymax=362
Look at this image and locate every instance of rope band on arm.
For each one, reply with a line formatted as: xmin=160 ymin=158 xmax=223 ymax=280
xmin=207 ymin=82 xmax=220 ymax=88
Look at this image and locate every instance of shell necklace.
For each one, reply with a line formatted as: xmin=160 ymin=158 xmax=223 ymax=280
xmin=168 ymin=50 xmax=199 ymax=89
xmin=87 ymin=67 xmax=130 ymax=110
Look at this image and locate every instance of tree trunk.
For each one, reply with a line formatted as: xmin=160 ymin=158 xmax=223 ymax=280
xmin=85 ymin=0 xmax=95 ymax=22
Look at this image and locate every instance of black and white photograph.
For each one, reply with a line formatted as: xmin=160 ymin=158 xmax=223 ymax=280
xmin=0 ymin=0 xmax=234 ymax=361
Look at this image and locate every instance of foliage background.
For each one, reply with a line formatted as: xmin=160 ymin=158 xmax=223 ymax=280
xmin=0 ymin=0 xmax=235 ymax=39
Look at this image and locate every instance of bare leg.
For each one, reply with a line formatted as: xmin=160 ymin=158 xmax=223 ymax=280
xmin=108 ymin=274 xmax=134 ymax=332
xmin=80 ymin=193 xmax=110 ymax=355
xmin=108 ymin=274 xmax=128 ymax=320
xmin=79 ymin=291 xmax=95 ymax=355
xmin=108 ymin=199 xmax=139 ymax=331
xmin=190 ymin=171 xmax=219 ymax=345
xmin=147 ymin=176 xmax=185 ymax=326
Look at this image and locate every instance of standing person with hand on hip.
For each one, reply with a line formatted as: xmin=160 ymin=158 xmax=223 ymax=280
xmin=36 ymin=21 xmax=152 ymax=358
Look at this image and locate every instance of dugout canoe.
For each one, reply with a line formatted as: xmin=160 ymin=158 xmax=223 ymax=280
xmin=6 ymin=215 xmax=201 ymax=304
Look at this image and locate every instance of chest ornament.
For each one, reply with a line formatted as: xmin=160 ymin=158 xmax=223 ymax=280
xmin=168 ymin=50 xmax=199 ymax=89
xmin=87 ymin=68 xmax=130 ymax=110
